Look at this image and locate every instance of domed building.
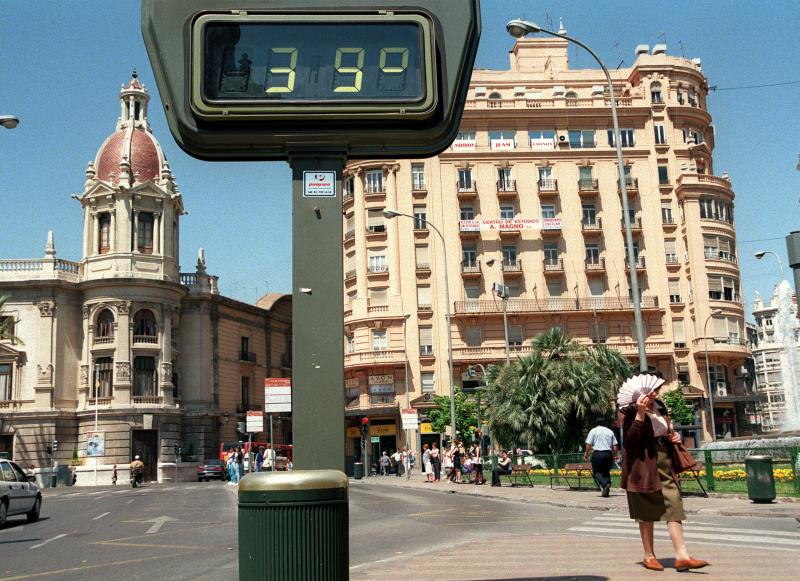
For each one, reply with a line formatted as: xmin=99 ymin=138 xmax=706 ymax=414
xmin=0 ymin=73 xmax=292 ymax=484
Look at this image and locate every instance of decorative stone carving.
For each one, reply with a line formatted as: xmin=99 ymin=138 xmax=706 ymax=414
xmin=160 ymin=361 xmax=173 ymax=383
xmin=36 ymin=363 xmax=54 ymax=386
xmin=80 ymin=365 xmax=89 ymax=386
xmin=115 ymin=361 xmax=131 ymax=382
xmin=37 ymin=301 xmax=55 ymax=317
xmin=116 ymin=301 xmax=131 ymax=316
xmin=82 ymin=305 xmax=90 ymax=319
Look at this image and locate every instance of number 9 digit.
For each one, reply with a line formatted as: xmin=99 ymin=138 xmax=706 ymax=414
xmin=379 ymin=48 xmax=409 ymax=73
xmin=334 ymin=48 xmax=365 ymax=93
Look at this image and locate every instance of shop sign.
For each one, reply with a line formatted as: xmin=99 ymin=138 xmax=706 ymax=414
xmin=490 ymin=138 xmax=515 ymax=151
xmin=346 ymin=427 xmax=361 ymax=438
xmin=452 ymin=139 xmax=476 ymax=151
xmin=458 ymin=218 xmax=562 ymax=232
xmin=369 ymin=384 xmax=395 ymax=394
xmin=368 ymin=374 xmax=394 ymax=385
xmin=370 ymin=436 xmax=381 ymax=444
xmin=344 ymin=377 xmax=360 ymax=388
xmin=369 ymin=424 xmax=396 ymax=436
xmin=401 ymin=409 xmax=419 ymax=429
xmin=420 ymin=423 xmax=435 ymax=434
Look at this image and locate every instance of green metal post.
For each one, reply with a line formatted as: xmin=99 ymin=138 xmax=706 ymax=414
xmin=790 ymin=447 xmax=799 ymax=496
xmin=290 ymin=154 xmax=346 ymax=471
xmin=704 ymin=449 xmax=715 ymax=492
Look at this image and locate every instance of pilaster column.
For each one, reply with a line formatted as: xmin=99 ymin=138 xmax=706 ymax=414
xmin=114 ymin=301 xmax=132 ymax=405
xmin=34 ymin=301 xmax=56 ymax=408
xmin=155 ymin=211 xmax=163 ymax=255
xmin=353 ymin=167 xmax=368 ymax=300
xmin=109 ymin=210 xmax=116 ymax=252
xmin=82 ymin=208 xmax=91 ymax=258
xmin=79 ymin=305 xmax=90 ymax=407
xmin=160 ymin=307 xmax=174 ymax=405
xmin=132 ymin=210 xmax=139 ymax=253
xmin=92 ymin=213 xmax=100 ymax=256
xmin=386 ymin=164 xmax=401 ymax=297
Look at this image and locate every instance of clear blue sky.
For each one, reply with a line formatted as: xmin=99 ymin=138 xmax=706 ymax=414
xmin=1 ymin=1 xmax=799 ymax=315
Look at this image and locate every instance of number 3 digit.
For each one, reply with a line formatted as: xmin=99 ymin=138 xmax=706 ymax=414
xmin=266 ymin=47 xmax=297 ymax=93
xmin=334 ymin=48 xmax=365 ymax=93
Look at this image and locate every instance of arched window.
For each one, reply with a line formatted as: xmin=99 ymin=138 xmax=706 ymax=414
xmin=650 ymin=82 xmax=663 ymax=103
xmin=133 ymin=356 xmax=157 ymax=397
xmin=565 ymin=91 xmax=578 ymax=101
xmin=133 ymin=310 xmax=157 ymax=342
xmin=488 ymin=92 xmax=502 ymax=100
xmin=96 ymin=309 xmax=115 ymax=339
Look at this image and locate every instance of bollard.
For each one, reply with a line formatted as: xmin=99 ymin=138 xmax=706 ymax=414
xmin=238 ymin=470 xmax=348 ymax=581
xmin=353 ymin=462 xmax=364 ymax=480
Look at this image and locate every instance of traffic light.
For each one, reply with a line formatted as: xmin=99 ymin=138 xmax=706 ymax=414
xmin=236 ymin=422 xmax=247 ymax=436
xmin=466 ymin=366 xmax=475 ymax=378
xmin=51 ymin=439 xmax=58 ymax=452
xmin=174 ymin=446 xmax=181 ymax=457
xmin=360 ymin=417 xmax=368 ymax=438
xmin=46 ymin=444 xmax=53 ymax=456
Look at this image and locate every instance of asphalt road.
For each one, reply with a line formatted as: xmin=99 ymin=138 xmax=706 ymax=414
xmin=2 ymin=481 xmax=799 ymax=580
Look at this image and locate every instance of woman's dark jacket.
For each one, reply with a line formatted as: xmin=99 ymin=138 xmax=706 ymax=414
xmin=620 ymin=399 xmax=677 ymax=493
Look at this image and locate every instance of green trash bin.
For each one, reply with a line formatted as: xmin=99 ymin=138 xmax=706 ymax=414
xmin=745 ymin=455 xmax=776 ymax=503
xmin=238 ymin=470 xmax=348 ymax=581
xmin=353 ymin=462 xmax=364 ymax=480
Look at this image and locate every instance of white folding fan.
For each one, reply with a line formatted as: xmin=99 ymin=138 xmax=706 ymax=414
xmin=617 ymin=373 xmax=666 ymax=409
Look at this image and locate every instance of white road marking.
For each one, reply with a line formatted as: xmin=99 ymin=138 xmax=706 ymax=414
xmin=30 ymin=533 xmax=66 ymax=549
xmin=93 ymin=512 xmax=111 ymax=520
xmin=126 ymin=499 xmax=135 ymax=505
xmin=580 ymin=518 xmax=800 ymax=538
xmin=143 ymin=515 xmax=178 ymax=534
xmin=569 ymin=526 xmax=800 ymax=546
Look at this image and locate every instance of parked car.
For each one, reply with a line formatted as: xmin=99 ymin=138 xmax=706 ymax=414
xmin=0 ymin=459 xmax=42 ymax=527
xmin=196 ymin=458 xmax=226 ymax=482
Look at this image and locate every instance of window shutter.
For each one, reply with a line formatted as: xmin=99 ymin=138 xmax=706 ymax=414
xmin=508 ymin=325 xmax=523 ymax=344
xmin=415 ymin=245 xmax=429 ymax=265
xmin=672 ymin=319 xmax=685 ymax=343
xmin=707 ymin=275 xmax=722 ymax=293
xmin=369 ymin=287 xmax=387 ymax=305
xmin=665 ymin=239 xmax=677 ymax=255
xmin=718 ymin=237 xmax=731 ymax=254
xmin=712 ymin=316 xmax=727 ymax=339
xmin=419 ymin=327 xmax=433 ymax=345
xmin=668 ymin=279 xmax=680 ymax=295
xmin=417 ymin=285 xmax=431 ymax=307
xmin=367 ymin=209 xmax=384 ymax=228
xmin=466 ymin=326 xmax=482 ymax=347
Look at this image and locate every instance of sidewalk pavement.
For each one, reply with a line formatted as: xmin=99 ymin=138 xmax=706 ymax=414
xmin=355 ymin=472 xmax=800 ymax=519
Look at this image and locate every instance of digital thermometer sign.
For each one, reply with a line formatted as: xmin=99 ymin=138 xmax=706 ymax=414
xmin=192 ymin=14 xmax=436 ymax=120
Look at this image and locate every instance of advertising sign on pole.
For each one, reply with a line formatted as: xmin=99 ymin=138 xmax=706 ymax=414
xmin=86 ymin=433 xmax=105 ymax=457
xmin=246 ymin=411 xmax=264 ymax=433
xmin=401 ymin=409 xmax=419 ymax=430
xmin=265 ymin=378 xmax=292 ymax=413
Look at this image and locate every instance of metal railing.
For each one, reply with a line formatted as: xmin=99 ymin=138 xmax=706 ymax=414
xmin=502 ymin=259 xmax=522 ymax=273
xmin=578 ymin=178 xmax=598 ymax=191
xmin=133 ymin=335 xmax=158 ymax=344
xmin=461 ymin=260 xmax=481 ymax=274
xmin=453 ymin=295 xmax=659 ymax=314
xmin=585 ymin=258 xmax=606 ymax=271
xmin=132 ymin=395 xmax=163 ymax=405
xmin=497 ymin=180 xmax=517 ymax=192
xmin=538 ymin=178 xmax=558 ymax=192
xmin=543 ymin=258 xmax=564 ymax=271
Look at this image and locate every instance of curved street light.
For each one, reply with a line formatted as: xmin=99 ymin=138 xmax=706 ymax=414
xmin=383 ymin=208 xmax=456 ymax=443
xmin=754 ymin=250 xmax=785 ymax=281
xmin=0 ymin=115 xmax=19 ymax=129
xmin=506 ymin=20 xmax=647 ymax=372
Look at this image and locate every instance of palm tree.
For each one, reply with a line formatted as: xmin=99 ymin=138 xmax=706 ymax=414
xmin=484 ymin=328 xmax=632 ymax=454
xmin=0 ymin=295 xmax=23 ymax=345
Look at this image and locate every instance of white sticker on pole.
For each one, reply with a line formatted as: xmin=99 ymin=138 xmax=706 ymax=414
xmin=401 ymin=408 xmax=419 ymax=429
xmin=246 ymin=411 xmax=264 ymax=433
xmin=303 ymin=171 xmax=336 ymax=197
xmin=265 ymin=378 xmax=292 ymax=413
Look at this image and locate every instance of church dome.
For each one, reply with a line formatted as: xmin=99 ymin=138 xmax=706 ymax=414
xmin=93 ymin=70 xmax=166 ymax=186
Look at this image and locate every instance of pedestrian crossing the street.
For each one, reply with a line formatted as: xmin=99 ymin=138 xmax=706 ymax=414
xmin=568 ymin=514 xmax=800 ymax=551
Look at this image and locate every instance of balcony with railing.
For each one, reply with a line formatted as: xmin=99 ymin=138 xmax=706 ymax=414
xmin=622 ymin=217 xmax=643 ymax=233
xmin=132 ymin=395 xmax=164 ymax=406
xmin=133 ymin=334 xmax=158 ymax=346
xmin=537 ymin=178 xmax=558 ymax=196
xmin=617 ymin=178 xmax=639 ymax=193
xmin=543 ymin=258 xmax=564 ymax=274
xmin=0 ymin=258 xmax=82 ymax=283
xmin=344 ymin=269 xmax=357 ymax=282
xmin=496 ymin=180 xmax=517 ymax=197
xmin=419 ymin=345 xmax=434 ymax=358
xmin=367 ymin=264 xmax=389 ymax=279
xmin=364 ymin=184 xmax=386 ymax=201
xmin=461 ymin=260 xmax=481 ymax=277
xmin=691 ymin=336 xmax=749 ymax=356
xmin=704 ymin=250 xmax=738 ymax=265
xmin=665 ymin=253 xmax=680 ymax=268
xmin=93 ymin=335 xmax=115 ymax=347
xmin=578 ymin=179 xmax=599 ymax=194
xmin=582 ymin=218 xmax=602 ymax=233
xmin=240 ymin=351 xmax=257 ymax=364
xmin=453 ymin=295 xmax=660 ymax=315
xmin=625 ymin=256 xmax=646 ymax=271
xmin=345 ymin=348 xmax=406 ymax=368
xmin=456 ymin=181 xmax=478 ymax=198
xmin=344 ymin=229 xmax=356 ymax=242
xmin=415 ymin=262 xmax=430 ymax=273
xmin=676 ymin=173 xmax=733 ymax=200
xmin=502 ymin=259 xmax=522 ymax=276
xmin=585 ymin=258 xmax=606 ymax=274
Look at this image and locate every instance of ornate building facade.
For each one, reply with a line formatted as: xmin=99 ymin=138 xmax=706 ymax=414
xmin=342 ymin=33 xmax=753 ymax=462
xmin=0 ymin=74 xmax=291 ymax=483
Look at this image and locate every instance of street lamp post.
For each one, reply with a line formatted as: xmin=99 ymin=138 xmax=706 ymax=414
xmin=485 ymin=258 xmax=510 ymax=365
xmin=754 ymin=251 xmax=785 ymax=281
xmin=506 ymin=20 xmax=647 ymax=372
xmin=383 ymin=209 xmax=457 ymax=443
xmin=704 ymin=308 xmax=724 ymax=442
xmin=0 ymin=115 xmax=19 ymax=129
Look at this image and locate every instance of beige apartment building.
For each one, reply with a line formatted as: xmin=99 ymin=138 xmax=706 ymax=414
xmin=342 ymin=33 xmax=751 ymax=462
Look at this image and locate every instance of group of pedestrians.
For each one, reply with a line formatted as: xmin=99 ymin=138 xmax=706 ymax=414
xmin=378 ymin=447 xmax=416 ymax=477
xmin=225 ymin=446 xmax=245 ymax=484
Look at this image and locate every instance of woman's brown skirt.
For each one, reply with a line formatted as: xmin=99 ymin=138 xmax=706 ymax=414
xmin=627 ymin=441 xmax=686 ymax=522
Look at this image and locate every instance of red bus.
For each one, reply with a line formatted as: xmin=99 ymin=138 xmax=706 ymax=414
xmin=219 ymin=442 xmax=293 ymax=471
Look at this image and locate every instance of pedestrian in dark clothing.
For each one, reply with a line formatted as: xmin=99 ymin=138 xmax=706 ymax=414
xmin=491 ymin=451 xmax=513 ymax=486
xmin=584 ymin=423 xmax=618 ymax=497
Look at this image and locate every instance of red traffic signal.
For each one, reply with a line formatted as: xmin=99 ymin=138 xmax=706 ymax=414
xmin=361 ymin=417 xmax=369 ymax=425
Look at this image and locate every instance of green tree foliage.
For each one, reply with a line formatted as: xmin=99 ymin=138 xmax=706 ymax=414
xmin=0 ymin=295 xmax=24 ymax=345
xmin=428 ymin=387 xmax=478 ymax=442
xmin=484 ymin=328 xmax=633 ymax=453
xmin=661 ymin=387 xmax=695 ymax=426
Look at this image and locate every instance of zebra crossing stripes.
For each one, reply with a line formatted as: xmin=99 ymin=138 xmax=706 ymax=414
xmin=568 ymin=514 xmax=800 ymax=550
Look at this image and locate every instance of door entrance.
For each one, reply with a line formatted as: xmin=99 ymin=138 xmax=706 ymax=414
xmin=0 ymin=434 xmax=12 ymax=459
xmin=131 ymin=429 xmax=158 ymax=482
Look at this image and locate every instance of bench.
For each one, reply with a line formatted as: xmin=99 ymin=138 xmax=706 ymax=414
xmin=677 ymin=461 xmax=708 ymax=498
xmin=550 ymin=462 xmax=598 ymax=490
xmin=501 ymin=463 xmax=534 ymax=487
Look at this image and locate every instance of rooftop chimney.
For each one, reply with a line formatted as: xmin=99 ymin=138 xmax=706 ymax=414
xmin=652 ymin=44 xmax=667 ymax=55
xmin=635 ymin=44 xmax=650 ymax=57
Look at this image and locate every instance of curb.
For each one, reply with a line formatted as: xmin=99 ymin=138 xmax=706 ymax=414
xmin=353 ymin=478 xmax=800 ymax=519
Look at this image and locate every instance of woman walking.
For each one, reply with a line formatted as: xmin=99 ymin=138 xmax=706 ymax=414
xmin=470 ymin=440 xmax=484 ymax=484
xmin=430 ymin=443 xmax=441 ymax=482
xmin=621 ymin=376 xmax=709 ymax=572
xmin=449 ymin=439 xmax=463 ymax=483
xmin=422 ymin=444 xmax=433 ymax=482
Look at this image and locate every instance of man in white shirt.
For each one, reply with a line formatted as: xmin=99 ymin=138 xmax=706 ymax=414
xmin=584 ymin=423 xmax=619 ymax=497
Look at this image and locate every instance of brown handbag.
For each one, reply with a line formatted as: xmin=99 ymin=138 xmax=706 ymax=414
xmin=671 ymin=440 xmax=697 ymax=473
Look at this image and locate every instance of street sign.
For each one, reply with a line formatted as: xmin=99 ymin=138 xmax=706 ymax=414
xmin=246 ymin=410 xmax=264 ymax=433
xmin=370 ymin=436 xmax=380 ymax=444
xmin=303 ymin=172 xmax=336 ymax=197
xmin=401 ymin=408 xmax=419 ymax=430
xmin=141 ymin=0 xmax=480 ymax=160
xmin=264 ymin=378 xmax=292 ymax=413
